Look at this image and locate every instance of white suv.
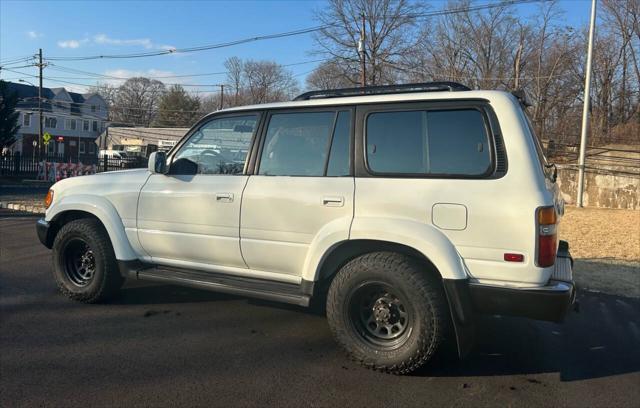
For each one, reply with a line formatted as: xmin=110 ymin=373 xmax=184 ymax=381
xmin=36 ymin=82 xmax=575 ymax=374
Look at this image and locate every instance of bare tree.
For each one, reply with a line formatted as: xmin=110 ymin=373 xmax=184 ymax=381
xmin=306 ymin=60 xmax=356 ymax=90
xmin=242 ymin=60 xmax=299 ymax=103
xmin=199 ymin=93 xmax=222 ymax=115
xmin=314 ymin=0 xmax=425 ymax=86
xmin=225 ymin=56 xmax=245 ymax=106
xmin=108 ymin=77 xmax=166 ymax=127
xmin=88 ymin=82 xmax=119 ymax=109
xmin=312 ymin=0 xmax=638 ymax=147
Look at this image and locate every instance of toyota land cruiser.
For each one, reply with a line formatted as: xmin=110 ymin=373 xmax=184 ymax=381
xmin=36 ymin=82 xmax=575 ymax=374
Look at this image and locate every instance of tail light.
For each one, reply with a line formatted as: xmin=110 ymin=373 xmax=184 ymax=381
xmin=536 ymin=206 xmax=557 ymax=267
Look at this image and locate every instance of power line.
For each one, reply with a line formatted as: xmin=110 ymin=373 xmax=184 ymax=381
xmin=0 ymin=56 xmax=36 ymax=66
xmin=41 ymin=0 xmax=544 ymax=62
xmin=46 ymin=59 xmax=329 ymax=80
xmin=403 ymin=0 xmax=547 ymax=20
xmin=18 ymin=97 xmax=207 ymax=114
xmin=44 ymin=25 xmax=328 ymax=61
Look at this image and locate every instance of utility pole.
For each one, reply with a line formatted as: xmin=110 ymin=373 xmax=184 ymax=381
xmin=359 ymin=12 xmax=366 ymax=88
xmin=37 ymin=48 xmax=44 ymax=160
xmin=219 ymin=84 xmax=224 ymax=110
xmin=577 ymin=0 xmax=597 ymax=208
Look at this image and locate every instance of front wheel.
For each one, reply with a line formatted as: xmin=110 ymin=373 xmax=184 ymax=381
xmin=326 ymin=252 xmax=448 ymax=374
xmin=52 ymin=218 xmax=124 ymax=303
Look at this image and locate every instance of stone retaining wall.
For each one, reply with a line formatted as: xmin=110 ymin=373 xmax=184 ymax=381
xmin=557 ymin=167 xmax=639 ymax=210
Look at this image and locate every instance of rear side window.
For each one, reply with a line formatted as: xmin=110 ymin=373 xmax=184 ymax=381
xmin=366 ymin=109 xmax=491 ymax=176
xmin=259 ymin=110 xmax=351 ymax=176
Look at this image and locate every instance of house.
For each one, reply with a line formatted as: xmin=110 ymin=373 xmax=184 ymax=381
xmin=7 ymin=82 xmax=108 ymax=161
xmin=95 ymin=127 xmax=189 ymax=156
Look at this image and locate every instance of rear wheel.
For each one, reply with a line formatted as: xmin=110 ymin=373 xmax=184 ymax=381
xmin=52 ymin=218 xmax=123 ymax=303
xmin=326 ymin=251 xmax=448 ymax=374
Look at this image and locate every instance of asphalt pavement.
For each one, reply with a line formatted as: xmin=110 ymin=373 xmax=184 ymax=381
xmin=1 ymin=209 xmax=639 ymax=407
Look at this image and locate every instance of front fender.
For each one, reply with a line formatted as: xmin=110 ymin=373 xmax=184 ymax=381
xmin=347 ymin=217 xmax=469 ymax=280
xmin=46 ymin=194 xmax=138 ymax=260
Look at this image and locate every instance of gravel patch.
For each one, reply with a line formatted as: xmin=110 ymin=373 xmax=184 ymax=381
xmin=560 ymin=206 xmax=639 ymax=262
xmin=560 ymin=206 xmax=639 ymax=298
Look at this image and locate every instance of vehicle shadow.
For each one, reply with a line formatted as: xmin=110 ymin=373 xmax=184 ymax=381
xmin=418 ymin=290 xmax=640 ymax=382
xmin=112 ymin=282 xmax=639 ymax=382
xmin=0 ymin=210 xmax=41 ymax=218
xmin=112 ymin=282 xmax=239 ymax=305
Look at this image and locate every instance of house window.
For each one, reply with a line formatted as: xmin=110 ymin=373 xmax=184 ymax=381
xmin=45 ymin=117 xmax=57 ymax=129
xmin=83 ymin=120 xmax=89 ymax=131
xmin=23 ymin=113 xmax=32 ymax=127
xmin=79 ymin=142 xmax=86 ymax=154
xmin=88 ymin=142 xmax=95 ymax=154
xmin=92 ymin=121 xmax=98 ymax=132
xmin=47 ymin=142 xmax=55 ymax=154
xmin=65 ymin=119 xmax=76 ymax=130
xmin=91 ymin=105 xmax=96 ymax=113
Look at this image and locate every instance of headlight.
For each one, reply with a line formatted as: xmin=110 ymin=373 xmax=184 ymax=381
xmin=44 ymin=189 xmax=54 ymax=209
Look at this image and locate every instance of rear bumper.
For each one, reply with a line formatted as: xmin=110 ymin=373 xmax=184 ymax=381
xmin=469 ymin=279 xmax=575 ymax=323
xmin=468 ymin=241 xmax=576 ymax=323
xmin=36 ymin=218 xmax=52 ymax=248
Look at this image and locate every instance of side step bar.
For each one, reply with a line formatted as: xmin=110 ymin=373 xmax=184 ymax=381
xmin=134 ymin=265 xmax=313 ymax=307
xmin=118 ymin=260 xmax=313 ymax=306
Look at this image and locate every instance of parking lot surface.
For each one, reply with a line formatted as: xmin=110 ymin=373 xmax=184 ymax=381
xmin=1 ymin=210 xmax=638 ymax=407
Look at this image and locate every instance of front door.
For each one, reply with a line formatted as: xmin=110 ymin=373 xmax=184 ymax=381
xmin=240 ymin=109 xmax=354 ymax=278
xmin=137 ymin=113 xmax=260 ymax=269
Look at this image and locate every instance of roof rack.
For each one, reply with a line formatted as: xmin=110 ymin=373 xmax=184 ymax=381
xmin=293 ymin=81 xmax=471 ymax=101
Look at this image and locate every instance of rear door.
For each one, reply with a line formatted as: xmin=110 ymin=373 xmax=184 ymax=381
xmin=352 ymin=101 xmax=534 ymax=284
xmin=240 ymin=108 xmax=354 ymax=278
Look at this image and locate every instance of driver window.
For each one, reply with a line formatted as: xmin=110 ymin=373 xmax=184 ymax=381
xmin=172 ymin=114 xmax=258 ymax=175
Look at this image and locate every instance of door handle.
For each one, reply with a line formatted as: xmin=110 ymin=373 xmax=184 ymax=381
xmin=322 ymin=196 xmax=344 ymax=207
xmin=216 ymin=193 xmax=234 ymax=202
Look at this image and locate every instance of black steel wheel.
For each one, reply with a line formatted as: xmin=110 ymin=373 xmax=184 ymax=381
xmin=326 ymin=251 xmax=449 ymax=374
xmin=348 ymin=282 xmax=413 ymax=350
xmin=52 ymin=218 xmax=123 ymax=303
xmin=62 ymin=239 xmax=96 ymax=287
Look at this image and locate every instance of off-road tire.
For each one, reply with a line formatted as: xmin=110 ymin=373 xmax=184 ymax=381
xmin=52 ymin=218 xmax=124 ymax=303
xmin=326 ymin=251 xmax=448 ymax=374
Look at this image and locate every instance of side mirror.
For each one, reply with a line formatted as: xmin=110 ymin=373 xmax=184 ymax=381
xmin=148 ymin=151 xmax=167 ymax=174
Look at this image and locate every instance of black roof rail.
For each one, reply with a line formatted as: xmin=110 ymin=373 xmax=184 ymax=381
xmin=293 ymin=81 xmax=471 ymax=101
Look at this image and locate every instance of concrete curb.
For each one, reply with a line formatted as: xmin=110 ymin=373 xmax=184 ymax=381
xmin=0 ymin=201 xmax=45 ymax=215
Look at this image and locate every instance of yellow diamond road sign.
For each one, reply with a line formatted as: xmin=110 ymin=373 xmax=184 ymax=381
xmin=43 ymin=132 xmax=51 ymax=145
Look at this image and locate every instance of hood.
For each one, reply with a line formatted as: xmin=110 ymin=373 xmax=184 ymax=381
xmin=51 ymin=168 xmax=151 ymax=204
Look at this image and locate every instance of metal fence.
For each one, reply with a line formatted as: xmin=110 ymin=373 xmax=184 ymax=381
xmin=0 ymin=153 xmax=147 ymax=178
xmin=545 ymin=142 xmax=640 ymax=178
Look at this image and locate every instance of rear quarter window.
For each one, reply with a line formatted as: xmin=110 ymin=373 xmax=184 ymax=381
xmin=366 ymin=108 xmax=492 ymax=176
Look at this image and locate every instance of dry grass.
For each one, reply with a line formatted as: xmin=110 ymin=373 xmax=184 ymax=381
xmin=560 ymin=206 xmax=640 ymax=261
